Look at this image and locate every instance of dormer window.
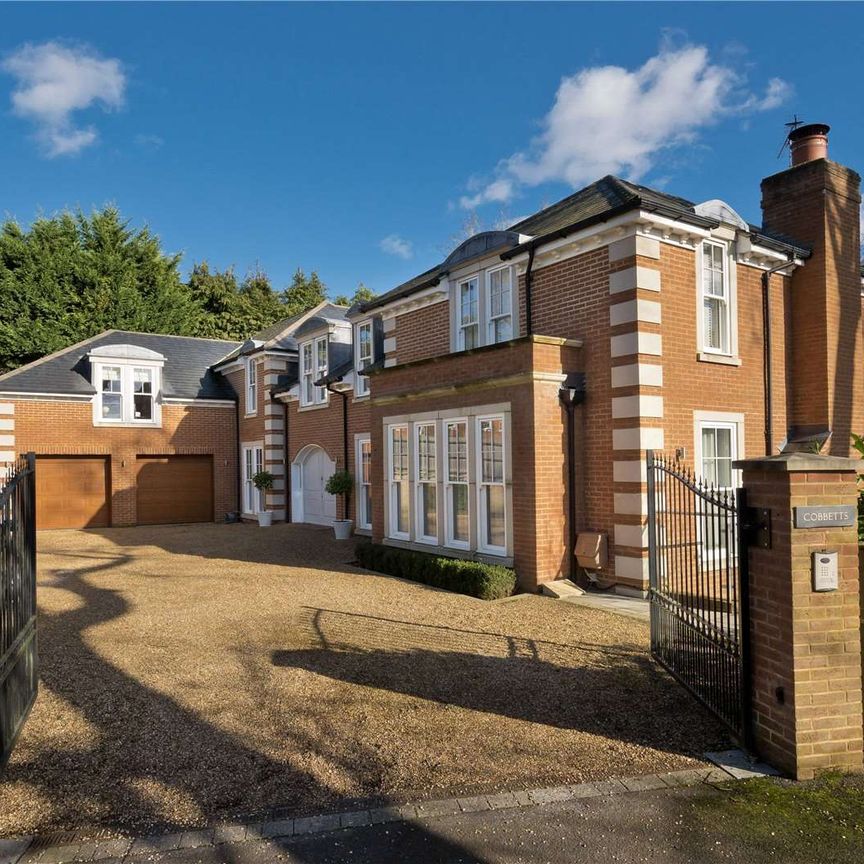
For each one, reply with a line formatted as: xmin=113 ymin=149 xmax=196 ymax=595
xmin=90 ymin=344 xmax=164 ymax=427
xmin=245 ymin=357 xmax=258 ymax=415
xmin=300 ymin=336 xmax=329 ymax=407
xmin=355 ymin=320 xmax=373 ymax=398
xmin=451 ymin=264 xmax=516 ymax=353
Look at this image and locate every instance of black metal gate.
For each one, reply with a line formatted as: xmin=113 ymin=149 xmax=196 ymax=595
xmin=0 ymin=453 xmax=37 ymax=767
xmin=646 ymin=451 xmax=751 ymax=745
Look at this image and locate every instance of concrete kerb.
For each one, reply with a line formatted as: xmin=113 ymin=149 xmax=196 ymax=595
xmin=1 ymin=755 xmax=773 ymax=864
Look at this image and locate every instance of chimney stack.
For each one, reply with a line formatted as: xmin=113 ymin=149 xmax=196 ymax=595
xmin=761 ymin=122 xmax=863 ymax=455
xmin=788 ymin=122 xmax=830 ymax=167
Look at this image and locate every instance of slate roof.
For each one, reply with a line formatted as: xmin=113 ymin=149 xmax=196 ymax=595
xmin=0 ymin=331 xmax=241 ymax=400
xmin=360 ymin=174 xmax=811 ymax=313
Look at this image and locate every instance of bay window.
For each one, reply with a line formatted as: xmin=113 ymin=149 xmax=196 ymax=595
xmin=458 ymin=277 xmax=479 ymax=350
xmin=383 ymin=409 xmax=510 ymax=559
xmin=445 ymin=420 xmax=470 ymax=548
xmin=701 ymin=241 xmax=730 ymax=354
xmin=355 ymin=321 xmax=373 ymax=398
xmin=388 ymin=425 xmax=410 ymax=539
xmin=477 ymin=417 xmax=506 ymax=553
xmin=415 ymin=423 xmax=437 ymax=543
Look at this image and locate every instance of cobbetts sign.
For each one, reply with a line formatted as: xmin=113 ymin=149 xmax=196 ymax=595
xmin=793 ymin=505 xmax=857 ymax=529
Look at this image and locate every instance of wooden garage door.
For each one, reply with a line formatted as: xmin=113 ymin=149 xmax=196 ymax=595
xmin=136 ymin=456 xmax=213 ymax=525
xmin=36 ymin=457 xmax=110 ymax=529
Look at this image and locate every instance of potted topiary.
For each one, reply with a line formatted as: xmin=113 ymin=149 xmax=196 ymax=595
xmin=326 ymin=470 xmax=354 ymax=539
xmin=252 ymin=470 xmax=275 ymax=527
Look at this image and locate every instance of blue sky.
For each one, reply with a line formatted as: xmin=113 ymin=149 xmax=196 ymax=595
xmin=1 ymin=2 xmax=862 ymax=300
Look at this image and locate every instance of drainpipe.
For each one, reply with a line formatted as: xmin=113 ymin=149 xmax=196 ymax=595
xmin=326 ymin=383 xmax=351 ymax=521
xmin=233 ymin=395 xmax=242 ymax=518
xmin=559 ymin=378 xmax=586 ymax=581
xmin=761 ymin=256 xmax=793 ymax=456
xmin=524 ymin=245 xmax=536 ymax=336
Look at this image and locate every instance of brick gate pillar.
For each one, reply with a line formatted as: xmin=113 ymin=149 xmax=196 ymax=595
xmin=735 ymin=453 xmax=863 ymax=779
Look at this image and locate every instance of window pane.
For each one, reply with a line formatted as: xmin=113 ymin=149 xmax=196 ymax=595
xmin=418 ymin=425 xmax=436 ymax=481
xmin=447 ymin=423 xmax=467 ymax=481
xmin=493 ymin=316 xmax=512 ymax=343
xmin=450 ymin=484 xmax=469 ymax=542
xmin=421 ymin=484 xmax=437 ymax=537
xmin=102 ymin=393 xmax=122 ymax=419
xmin=134 ymin=393 xmax=152 ymax=420
xmin=480 ymin=418 xmax=504 ymax=483
xmin=362 ymin=485 xmax=372 ymax=525
xmin=460 ymin=279 xmax=478 ymax=324
xmin=102 ymin=367 xmax=121 ymax=392
xmin=361 ymin=441 xmax=371 ymax=484
xmin=484 ymin=485 xmax=506 ymax=548
xmin=462 ymin=323 xmax=478 ymax=350
xmin=395 ymin=481 xmax=409 ymax=533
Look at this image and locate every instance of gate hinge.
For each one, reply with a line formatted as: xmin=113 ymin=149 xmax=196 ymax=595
xmin=742 ymin=506 xmax=771 ymax=549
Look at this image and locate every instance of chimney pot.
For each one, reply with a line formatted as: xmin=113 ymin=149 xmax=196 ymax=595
xmin=788 ymin=123 xmax=830 ymax=167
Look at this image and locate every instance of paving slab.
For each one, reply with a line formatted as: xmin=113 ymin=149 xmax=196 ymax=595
xmin=705 ymin=748 xmax=782 ymax=780
xmin=0 ymin=838 xmax=31 ymax=864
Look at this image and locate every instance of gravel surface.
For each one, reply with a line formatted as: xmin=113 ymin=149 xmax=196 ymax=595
xmin=1 ymin=523 xmax=729 ymax=838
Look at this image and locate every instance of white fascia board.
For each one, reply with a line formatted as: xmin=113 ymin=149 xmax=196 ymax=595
xmin=0 ymin=391 xmax=92 ymax=402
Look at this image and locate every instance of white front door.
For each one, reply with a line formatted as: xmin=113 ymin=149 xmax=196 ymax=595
xmin=299 ymin=447 xmax=336 ymax=525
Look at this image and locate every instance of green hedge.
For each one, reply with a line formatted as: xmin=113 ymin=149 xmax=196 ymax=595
xmin=355 ymin=541 xmax=517 ymax=601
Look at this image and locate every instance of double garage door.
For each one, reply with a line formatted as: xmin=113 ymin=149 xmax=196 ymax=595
xmin=35 ymin=455 xmax=213 ymax=529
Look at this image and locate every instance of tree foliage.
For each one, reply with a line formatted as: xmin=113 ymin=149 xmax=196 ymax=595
xmin=0 ymin=208 xmax=200 ymax=371
xmin=333 ymin=282 xmax=377 ymax=307
xmin=0 ymin=206 xmax=340 ymax=372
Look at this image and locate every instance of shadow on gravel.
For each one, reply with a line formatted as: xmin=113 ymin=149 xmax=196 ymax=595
xmin=2 ymin=556 xmax=488 ymax=862
xmin=273 ymin=606 xmax=728 ymax=758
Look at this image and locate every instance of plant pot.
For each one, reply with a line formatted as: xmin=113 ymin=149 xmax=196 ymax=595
xmin=257 ymin=511 xmax=273 ymax=527
xmin=333 ymin=519 xmax=353 ymax=540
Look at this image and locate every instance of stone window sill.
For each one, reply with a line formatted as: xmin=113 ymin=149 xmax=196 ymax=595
xmin=697 ymin=352 xmax=742 ymax=367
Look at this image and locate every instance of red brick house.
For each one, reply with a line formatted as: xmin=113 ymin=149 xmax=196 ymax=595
xmin=2 ymin=123 xmax=861 ymax=598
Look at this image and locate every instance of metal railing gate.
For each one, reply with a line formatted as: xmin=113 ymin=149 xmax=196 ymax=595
xmin=0 ymin=453 xmax=37 ymax=767
xmin=646 ymin=451 xmax=752 ymax=745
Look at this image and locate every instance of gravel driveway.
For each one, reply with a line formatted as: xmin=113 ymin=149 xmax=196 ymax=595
xmin=1 ymin=523 xmax=729 ymax=837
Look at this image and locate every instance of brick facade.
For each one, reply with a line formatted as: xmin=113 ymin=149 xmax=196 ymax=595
xmin=12 ymin=398 xmax=237 ymax=526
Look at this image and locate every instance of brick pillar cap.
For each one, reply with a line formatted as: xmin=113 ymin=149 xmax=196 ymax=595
xmin=734 ymin=452 xmax=862 ymax=473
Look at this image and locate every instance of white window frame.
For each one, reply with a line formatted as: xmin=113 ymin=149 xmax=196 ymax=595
xmin=355 ymin=320 xmax=373 ymax=398
xmin=486 ymin=265 xmax=513 ymax=345
xmin=457 ymin=276 xmax=480 ymax=351
xmin=414 ymin=422 xmax=438 ymax=545
xmin=245 ymin=357 xmax=258 ymax=415
xmin=444 ymin=418 xmax=470 ymax=550
xmin=356 ymin=434 xmax=372 ymax=530
xmin=241 ymin=442 xmax=265 ymax=515
xmin=693 ymin=413 xmax=744 ymax=562
xmin=92 ymin=360 xmax=162 ymax=427
xmin=300 ymin=336 xmax=329 ymax=407
xmin=476 ymin=415 xmax=507 ymax=555
xmin=698 ymin=240 xmax=736 ymax=357
xmin=387 ymin=424 xmax=410 ymax=540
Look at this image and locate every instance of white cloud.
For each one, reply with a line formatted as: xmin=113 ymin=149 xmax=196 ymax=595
xmin=2 ymin=41 xmax=126 ymax=157
xmin=380 ymin=234 xmax=413 ymax=260
xmin=461 ymin=43 xmax=790 ymax=208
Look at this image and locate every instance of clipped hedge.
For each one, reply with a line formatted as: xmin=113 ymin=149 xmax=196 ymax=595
xmin=355 ymin=541 xmax=517 ymax=601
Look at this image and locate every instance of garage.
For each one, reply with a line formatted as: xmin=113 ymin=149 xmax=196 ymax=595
xmin=36 ymin=456 xmax=111 ymax=529
xmin=136 ymin=455 xmax=214 ymax=525
xmin=292 ymin=445 xmax=336 ymax=525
